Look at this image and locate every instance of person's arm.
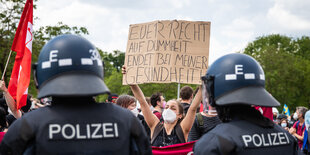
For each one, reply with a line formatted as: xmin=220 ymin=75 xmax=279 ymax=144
xmin=289 ymin=122 xmax=297 ymax=134
xmin=293 ymin=130 xmax=304 ymax=141
xmin=180 ymin=86 xmax=202 ymax=140
xmin=122 ymin=66 xmax=160 ymax=132
xmin=0 ymin=80 xmax=22 ymax=119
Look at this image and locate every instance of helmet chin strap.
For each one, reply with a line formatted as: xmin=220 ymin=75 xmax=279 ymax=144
xmin=205 ymin=75 xmax=216 ymax=107
xmin=32 ymin=63 xmax=39 ymax=89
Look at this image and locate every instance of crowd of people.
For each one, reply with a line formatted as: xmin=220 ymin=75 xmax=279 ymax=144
xmin=273 ymin=106 xmax=310 ymax=153
xmin=0 ymin=34 xmax=307 ymax=154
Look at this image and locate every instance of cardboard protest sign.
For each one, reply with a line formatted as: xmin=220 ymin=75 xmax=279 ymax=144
xmin=123 ymin=20 xmax=210 ymax=85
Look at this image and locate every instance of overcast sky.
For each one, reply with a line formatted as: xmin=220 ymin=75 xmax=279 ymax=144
xmin=34 ymin=0 xmax=310 ymax=64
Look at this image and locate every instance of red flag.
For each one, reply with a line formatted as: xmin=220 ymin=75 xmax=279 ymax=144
xmin=152 ymin=141 xmax=196 ymax=155
xmin=8 ymin=0 xmax=33 ymax=110
xmin=254 ymin=106 xmax=273 ymax=121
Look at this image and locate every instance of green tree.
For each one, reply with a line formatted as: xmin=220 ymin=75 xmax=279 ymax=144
xmin=0 ymin=0 xmax=89 ymax=97
xmin=102 ymin=50 xmax=125 ymax=72
xmin=98 ymin=49 xmax=122 ymax=78
xmin=243 ymin=34 xmax=310 ymax=111
xmin=0 ymin=0 xmax=30 ymax=82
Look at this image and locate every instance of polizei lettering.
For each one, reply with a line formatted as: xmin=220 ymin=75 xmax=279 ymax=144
xmin=49 ymin=123 xmax=119 ymax=140
xmin=242 ymin=132 xmax=290 ymax=148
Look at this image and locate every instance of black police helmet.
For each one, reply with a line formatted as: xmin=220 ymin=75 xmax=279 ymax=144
xmin=34 ymin=34 xmax=110 ymax=98
xmin=201 ymin=53 xmax=280 ymax=107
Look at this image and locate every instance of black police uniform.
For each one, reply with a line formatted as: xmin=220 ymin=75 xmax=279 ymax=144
xmin=197 ymin=53 xmax=298 ymax=154
xmin=0 ymin=34 xmax=152 ymax=154
xmin=194 ymin=109 xmax=298 ymax=155
xmin=0 ymin=99 xmax=152 ymax=154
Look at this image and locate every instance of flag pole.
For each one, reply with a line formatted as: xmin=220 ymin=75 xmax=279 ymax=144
xmin=1 ymin=50 xmax=13 ymax=80
xmin=177 ymin=83 xmax=180 ymax=99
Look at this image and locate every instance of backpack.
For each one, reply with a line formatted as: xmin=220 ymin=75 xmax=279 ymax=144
xmin=151 ymin=122 xmax=185 ymax=145
xmin=195 ymin=112 xmax=205 ymax=136
xmin=296 ymin=121 xmax=305 ymax=133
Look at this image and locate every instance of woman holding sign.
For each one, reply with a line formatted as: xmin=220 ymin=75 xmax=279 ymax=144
xmin=122 ymin=66 xmax=202 ymax=147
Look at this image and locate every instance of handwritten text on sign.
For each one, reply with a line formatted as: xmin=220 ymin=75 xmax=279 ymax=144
xmin=123 ymin=20 xmax=210 ymax=85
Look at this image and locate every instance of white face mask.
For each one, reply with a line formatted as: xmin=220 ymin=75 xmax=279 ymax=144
xmin=162 ymin=108 xmax=177 ymax=124
xmin=281 ymin=123 xmax=287 ymax=128
xmin=293 ymin=113 xmax=298 ymax=120
xmin=131 ymin=108 xmax=139 ymax=117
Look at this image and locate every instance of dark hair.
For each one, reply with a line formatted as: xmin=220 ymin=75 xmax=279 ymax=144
xmin=0 ymin=107 xmax=7 ymax=131
xmin=0 ymin=98 xmax=8 ymax=115
xmin=151 ymin=92 xmax=162 ymax=107
xmin=176 ymin=100 xmax=184 ymax=118
xmin=297 ymin=106 xmax=308 ymax=119
xmin=21 ymin=95 xmax=32 ymax=113
xmin=280 ymin=118 xmax=288 ymax=124
xmin=116 ymin=95 xmax=136 ymax=108
xmin=180 ymin=86 xmax=193 ymax=100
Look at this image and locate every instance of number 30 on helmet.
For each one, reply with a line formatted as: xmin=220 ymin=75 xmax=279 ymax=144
xmin=33 ymin=34 xmax=110 ymax=98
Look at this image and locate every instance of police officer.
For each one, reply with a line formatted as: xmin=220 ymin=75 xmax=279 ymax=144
xmin=194 ymin=53 xmax=298 ymax=154
xmin=0 ymin=34 xmax=152 ymax=154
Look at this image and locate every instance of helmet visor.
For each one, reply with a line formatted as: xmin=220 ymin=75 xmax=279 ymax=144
xmin=202 ymin=81 xmax=209 ymax=113
xmin=216 ymin=86 xmax=280 ymax=107
xmin=37 ymin=72 xmax=110 ymax=98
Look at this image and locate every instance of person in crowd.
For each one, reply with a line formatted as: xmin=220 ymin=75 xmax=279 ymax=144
xmin=290 ymin=111 xmax=299 ymax=127
xmin=151 ymin=92 xmax=165 ymax=120
xmin=0 ymin=94 xmax=8 ymax=116
xmin=194 ymin=53 xmax=297 ymax=154
xmin=0 ymin=107 xmax=8 ymax=143
xmin=188 ymin=99 xmax=221 ymax=142
xmin=0 ymin=34 xmax=151 ymax=154
xmin=280 ymin=118 xmax=289 ymax=131
xmin=179 ymin=86 xmax=194 ymax=115
xmin=0 ymin=80 xmax=22 ymax=119
xmin=286 ymin=114 xmax=292 ymax=127
xmin=30 ymin=97 xmax=45 ymax=110
xmin=277 ymin=114 xmax=287 ymax=124
xmin=303 ymin=110 xmax=310 ymax=154
xmin=0 ymin=80 xmax=32 ymax=122
xmin=116 ymin=95 xmax=151 ymax=137
xmin=272 ymin=107 xmax=279 ymax=123
xmin=106 ymin=93 xmax=118 ymax=103
xmin=122 ymin=66 xmax=202 ymax=147
xmin=290 ymin=106 xmax=308 ymax=149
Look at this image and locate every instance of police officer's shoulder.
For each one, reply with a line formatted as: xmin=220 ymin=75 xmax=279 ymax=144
xmin=195 ymin=122 xmax=237 ymax=144
xmin=195 ymin=130 xmax=234 ymax=154
xmin=21 ymin=106 xmax=50 ymax=118
xmin=208 ymin=122 xmax=235 ymax=134
xmin=98 ymin=101 xmax=135 ymax=116
xmin=14 ymin=106 xmax=52 ymax=125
